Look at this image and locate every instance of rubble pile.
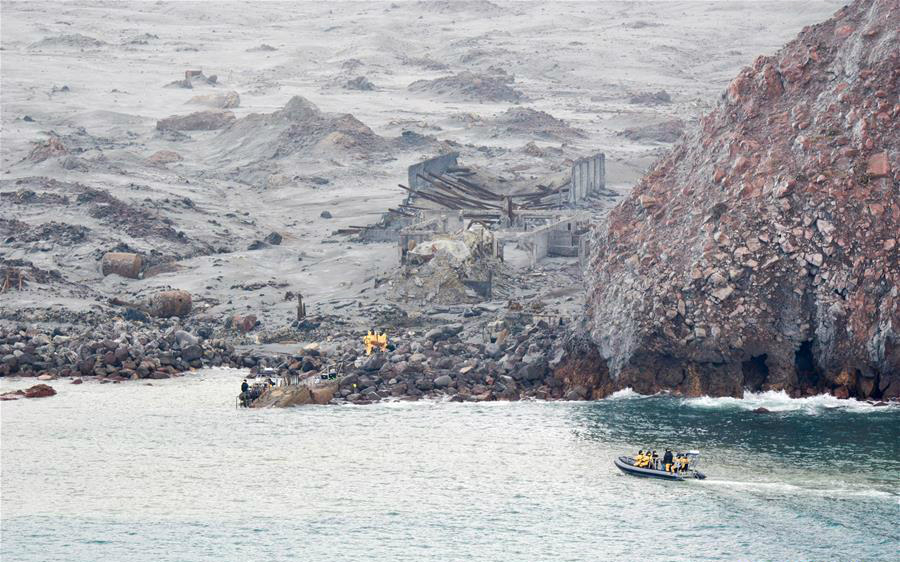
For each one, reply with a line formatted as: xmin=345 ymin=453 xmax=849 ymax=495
xmin=408 ymin=71 xmax=525 ymax=102
xmin=583 ymin=0 xmax=899 ymax=399
xmin=397 ymin=225 xmax=507 ymax=304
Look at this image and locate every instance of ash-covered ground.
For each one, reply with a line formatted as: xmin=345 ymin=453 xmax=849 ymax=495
xmin=1 ymin=1 xmax=843 ymax=358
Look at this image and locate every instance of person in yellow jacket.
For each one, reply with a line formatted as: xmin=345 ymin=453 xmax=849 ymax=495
xmin=636 ymin=451 xmax=649 ymax=468
xmin=377 ymin=330 xmax=388 ymax=352
xmin=364 ymin=329 xmax=376 ymax=355
xmin=634 ymin=450 xmax=644 ymax=465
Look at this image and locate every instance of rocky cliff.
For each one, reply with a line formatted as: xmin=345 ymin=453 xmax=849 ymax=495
xmin=582 ymin=0 xmax=899 ymax=399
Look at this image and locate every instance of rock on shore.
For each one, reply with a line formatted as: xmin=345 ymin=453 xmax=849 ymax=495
xmin=583 ymin=0 xmax=899 ymax=399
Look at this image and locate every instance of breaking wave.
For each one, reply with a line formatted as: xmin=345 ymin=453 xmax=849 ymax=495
xmin=606 ymin=388 xmax=644 ymax=400
xmin=681 ymin=390 xmax=895 ymax=414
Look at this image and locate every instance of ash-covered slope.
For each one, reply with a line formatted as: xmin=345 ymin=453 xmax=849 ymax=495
xmin=584 ymin=0 xmax=898 ymax=399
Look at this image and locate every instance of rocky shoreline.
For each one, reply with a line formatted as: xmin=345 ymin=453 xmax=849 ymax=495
xmin=4 ymin=308 xmax=896 ymax=405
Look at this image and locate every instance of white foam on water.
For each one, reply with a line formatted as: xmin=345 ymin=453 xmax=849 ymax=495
xmin=606 ymin=388 xmax=645 ymax=400
xmin=697 ymin=478 xmax=898 ymax=499
xmin=681 ymin=390 xmax=896 ymax=414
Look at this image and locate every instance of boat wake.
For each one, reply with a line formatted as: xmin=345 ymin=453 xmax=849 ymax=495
xmin=681 ymin=390 xmax=895 ymax=414
xmin=696 ymin=478 xmax=897 ymax=499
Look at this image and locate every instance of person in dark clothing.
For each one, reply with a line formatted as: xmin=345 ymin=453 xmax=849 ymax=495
xmin=239 ymin=379 xmax=251 ymax=407
xmin=663 ymin=449 xmax=674 ymax=472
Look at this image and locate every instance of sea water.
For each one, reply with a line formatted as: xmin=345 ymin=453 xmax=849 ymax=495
xmin=1 ymin=370 xmax=897 ymax=561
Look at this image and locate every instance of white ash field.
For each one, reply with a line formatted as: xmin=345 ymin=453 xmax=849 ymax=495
xmin=0 ymin=0 xmax=843 ymax=327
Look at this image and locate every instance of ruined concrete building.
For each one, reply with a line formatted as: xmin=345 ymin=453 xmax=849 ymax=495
xmin=358 ymin=151 xmax=610 ymax=268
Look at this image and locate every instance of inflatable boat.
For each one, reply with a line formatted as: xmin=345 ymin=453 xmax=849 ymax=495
xmin=614 ymin=451 xmax=706 ymax=480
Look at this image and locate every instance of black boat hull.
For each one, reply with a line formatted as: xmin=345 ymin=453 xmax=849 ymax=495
xmin=614 ymin=456 xmax=706 ymax=480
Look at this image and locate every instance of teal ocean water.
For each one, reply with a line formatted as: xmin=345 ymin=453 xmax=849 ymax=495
xmin=2 ymin=370 xmax=898 ymax=561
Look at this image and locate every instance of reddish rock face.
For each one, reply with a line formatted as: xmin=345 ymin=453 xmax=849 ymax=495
xmin=585 ymin=0 xmax=899 ymax=399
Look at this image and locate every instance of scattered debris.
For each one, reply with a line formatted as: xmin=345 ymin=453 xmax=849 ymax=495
xmin=165 ymin=70 xmax=218 ymax=89
xmin=27 ymin=135 xmax=68 ymax=162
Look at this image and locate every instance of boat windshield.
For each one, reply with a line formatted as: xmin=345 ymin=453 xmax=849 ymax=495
xmin=685 ymin=451 xmax=701 ymax=468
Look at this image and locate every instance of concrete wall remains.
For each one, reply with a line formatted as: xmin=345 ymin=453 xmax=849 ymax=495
xmin=408 ymin=152 xmax=459 ymax=190
xmin=522 ymin=217 xmax=583 ymax=266
xmin=570 ymin=152 xmax=605 ymax=205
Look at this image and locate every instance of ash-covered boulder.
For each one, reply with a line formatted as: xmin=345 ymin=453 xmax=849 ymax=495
xmin=491 ymin=107 xmax=585 ymax=140
xmin=343 ymin=76 xmax=375 ymax=91
xmin=584 ymin=0 xmax=899 ymax=399
xmin=620 ymin=119 xmax=685 ymax=144
xmin=187 ymin=91 xmax=240 ymax=109
xmin=408 ymin=71 xmax=525 ymax=103
xmin=156 ymin=110 xmax=236 ymax=131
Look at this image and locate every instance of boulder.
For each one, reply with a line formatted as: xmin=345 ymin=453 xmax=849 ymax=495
xmin=146 ymin=150 xmax=183 ymax=165
xmin=425 ymin=324 xmax=463 ymax=342
xmin=362 ymin=353 xmax=387 ymax=372
xmin=434 ymin=374 xmax=453 ymax=388
xmin=173 ymin=330 xmax=198 ymax=348
xmin=181 ymin=345 xmax=203 ymax=362
xmin=24 ymin=384 xmax=56 ymax=398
